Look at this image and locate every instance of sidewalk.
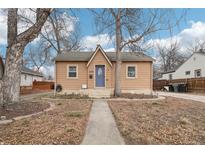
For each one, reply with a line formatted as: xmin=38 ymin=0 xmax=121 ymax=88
xmin=82 ymin=99 xmax=124 ymax=145
xmin=157 ymin=91 xmax=205 ymax=103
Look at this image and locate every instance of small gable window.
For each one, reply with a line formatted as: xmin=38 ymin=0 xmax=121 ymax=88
xmin=185 ymin=71 xmax=190 ymax=75
xmin=126 ymin=65 xmax=136 ymax=79
xmin=67 ymin=65 xmax=78 ymax=79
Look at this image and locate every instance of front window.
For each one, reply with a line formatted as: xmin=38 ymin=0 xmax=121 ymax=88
xmin=195 ymin=69 xmax=201 ymax=78
xmin=68 ymin=65 xmax=78 ymax=78
xmin=127 ymin=66 xmax=136 ymax=78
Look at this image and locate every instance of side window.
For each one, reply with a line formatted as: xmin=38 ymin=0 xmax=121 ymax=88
xmin=169 ymin=74 xmax=172 ymax=80
xmin=195 ymin=69 xmax=201 ymax=78
xmin=185 ymin=71 xmax=190 ymax=75
xmin=68 ymin=65 xmax=78 ymax=78
xmin=24 ymin=74 xmax=27 ymax=80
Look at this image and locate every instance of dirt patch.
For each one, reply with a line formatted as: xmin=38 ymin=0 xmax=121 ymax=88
xmin=0 ymin=101 xmax=50 ymax=120
xmin=0 ymin=99 xmax=92 ymax=144
xmin=111 ymin=93 xmax=157 ymax=99
xmin=108 ymin=97 xmax=205 ymax=144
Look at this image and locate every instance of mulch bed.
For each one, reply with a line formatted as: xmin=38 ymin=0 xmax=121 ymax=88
xmin=111 ymin=93 xmax=157 ymax=99
xmin=108 ymin=97 xmax=205 ymax=144
xmin=0 ymin=101 xmax=50 ymax=120
xmin=0 ymin=99 xmax=92 ymax=144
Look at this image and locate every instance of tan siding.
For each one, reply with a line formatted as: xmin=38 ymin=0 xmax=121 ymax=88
xmin=87 ymin=49 xmax=112 ymax=88
xmin=56 ymin=61 xmax=87 ymax=90
xmin=111 ymin=61 xmax=152 ymax=90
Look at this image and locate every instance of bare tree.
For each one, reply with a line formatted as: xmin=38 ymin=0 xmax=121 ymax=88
xmin=91 ymin=9 xmax=186 ymax=96
xmin=187 ymin=40 xmax=205 ymax=53
xmin=0 ymin=8 xmax=52 ymax=105
xmin=155 ymin=40 xmax=188 ymax=72
xmin=24 ymin=40 xmax=52 ymax=71
xmin=19 ymin=9 xmax=81 ymax=54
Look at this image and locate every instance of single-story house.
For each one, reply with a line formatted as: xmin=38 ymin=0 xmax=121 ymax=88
xmin=160 ymin=51 xmax=205 ymax=80
xmin=20 ymin=66 xmax=44 ymax=87
xmin=55 ymin=45 xmax=154 ymax=97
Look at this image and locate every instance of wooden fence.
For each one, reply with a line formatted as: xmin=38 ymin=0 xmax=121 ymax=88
xmin=32 ymin=81 xmax=54 ymax=90
xmin=153 ymin=77 xmax=205 ymax=93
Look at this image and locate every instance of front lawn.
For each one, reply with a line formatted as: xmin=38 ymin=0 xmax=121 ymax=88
xmin=0 ymin=99 xmax=92 ymax=144
xmin=108 ymin=97 xmax=205 ymax=144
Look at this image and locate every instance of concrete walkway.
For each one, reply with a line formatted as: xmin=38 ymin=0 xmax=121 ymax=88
xmin=82 ymin=99 xmax=124 ymax=145
xmin=158 ymin=91 xmax=205 ymax=103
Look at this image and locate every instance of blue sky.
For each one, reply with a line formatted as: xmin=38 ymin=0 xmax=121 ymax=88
xmin=76 ymin=8 xmax=205 ymax=38
xmin=1 ymin=8 xmax=205 ymax=57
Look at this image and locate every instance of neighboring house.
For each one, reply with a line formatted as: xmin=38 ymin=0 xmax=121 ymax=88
xmin=0 ymin=56 xmax=43 ymax=87
xmin=160 ymin=51 xmax=205 ymax=80
xmin=20 ymin=66 xmax=44 ymax=87
xmin=55 ymin=45 xmax=154 ymax=97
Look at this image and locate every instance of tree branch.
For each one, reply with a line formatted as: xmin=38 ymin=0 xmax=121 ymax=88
xmin=16 ymin=8 xmax=52 ymax=46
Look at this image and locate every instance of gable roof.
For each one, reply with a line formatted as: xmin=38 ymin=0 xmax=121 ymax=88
xmin=21 ymin=66 xmax=44 ymax=77
xmin=87 ymin=45 xmax=112 ymax=67
xmin=161 ymin=51 xmax=205 ymax=74
xmin=55 ymin=47 xmax=154 ymax=62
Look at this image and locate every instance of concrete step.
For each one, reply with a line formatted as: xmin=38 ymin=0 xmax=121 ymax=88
xmin=90 ymin=89 xmax=112 ymax=98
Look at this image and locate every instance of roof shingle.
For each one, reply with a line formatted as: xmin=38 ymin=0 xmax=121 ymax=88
xmin=55 ymin=51 xmax=154 ymax=62
xmin=21 ymin=66 xmax=43 ymax=77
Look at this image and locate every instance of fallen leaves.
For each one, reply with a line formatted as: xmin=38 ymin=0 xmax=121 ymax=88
xmin=0 ymin=99 xmax=92 ymax=144
xmin=108 ymin=97 xmax=205 ymax=144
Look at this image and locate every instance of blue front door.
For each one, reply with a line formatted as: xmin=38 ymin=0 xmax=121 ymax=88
xmin=95 ymin=65 xmax=105 ymax=87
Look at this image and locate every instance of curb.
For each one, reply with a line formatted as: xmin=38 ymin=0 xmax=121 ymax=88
xmin=0 ymin=102 xmax=55 ymax=125
xmin=107 ymin=96 xmax=165 ymax=101
xmin=41 ymin=97 xmax=165 ymax=101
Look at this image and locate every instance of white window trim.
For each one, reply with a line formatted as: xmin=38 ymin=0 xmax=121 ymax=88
xmin=126 ymin=64 xmax=137 ymax=79
xmin=67 ymin=64 xmax=78 ymax=79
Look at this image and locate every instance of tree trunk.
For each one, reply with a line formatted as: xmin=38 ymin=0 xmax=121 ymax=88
xmin=114 ymin=10 xmax=122 ymax=97
xmin=0 ymin=8 xmax=51 ymax=106
xmin=1 ymin=44 xmax=24 ymax=105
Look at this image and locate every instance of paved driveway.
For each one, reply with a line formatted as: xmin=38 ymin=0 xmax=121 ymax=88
xmin=157 ymin=92 xmax=205 ymax=103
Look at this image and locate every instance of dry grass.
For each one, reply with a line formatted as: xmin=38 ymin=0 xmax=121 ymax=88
xmin=108 ymin=97 xmax=205 ymax=144
xmin=0 ymin=99 xmax=92 ymax=144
